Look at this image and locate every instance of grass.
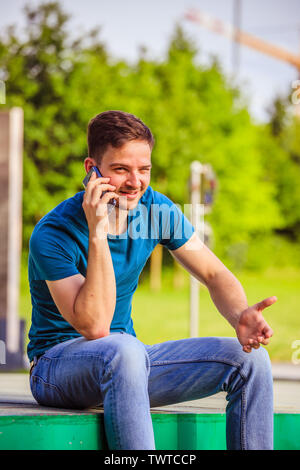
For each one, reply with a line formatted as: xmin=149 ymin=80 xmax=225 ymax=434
xmin=19 ymin=255 xmax=300 ymax=362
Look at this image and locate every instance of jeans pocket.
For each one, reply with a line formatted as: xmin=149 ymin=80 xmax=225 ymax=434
xmin=30 ymin=375 xmax=67 ymax=408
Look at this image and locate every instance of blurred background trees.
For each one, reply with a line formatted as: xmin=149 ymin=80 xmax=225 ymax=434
xmin=1 ymin=0 xmax=299 ymax=272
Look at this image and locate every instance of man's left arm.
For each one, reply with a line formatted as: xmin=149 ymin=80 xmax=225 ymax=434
xmin=170 ymin=233 xmax=276 ymax=353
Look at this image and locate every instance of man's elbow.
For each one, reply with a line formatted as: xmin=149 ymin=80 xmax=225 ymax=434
xmin=80 ymin=326 xmax=110 ymax=340
xmin=72 ymin=304 xmax=112 ymax=340
xmin=206 ymin=267 xmax=232 ymax=288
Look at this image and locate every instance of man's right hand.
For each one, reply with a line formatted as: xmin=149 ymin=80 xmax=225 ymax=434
xmin=82 ymin=171 xmax=119 ymax=239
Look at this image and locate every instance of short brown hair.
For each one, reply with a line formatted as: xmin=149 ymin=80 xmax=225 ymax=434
xmin=87 ymin=110 xmax=155 ymax=163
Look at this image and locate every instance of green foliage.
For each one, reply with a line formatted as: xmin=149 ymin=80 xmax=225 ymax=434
xmin=0 ymin=1 xmax=299 ymax=270
xmin=265 ymin=98 xmax=300 ymax=241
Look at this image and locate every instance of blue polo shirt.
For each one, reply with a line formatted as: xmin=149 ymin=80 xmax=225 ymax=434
xmin=27 ymin=186 xmax=194 ymax=361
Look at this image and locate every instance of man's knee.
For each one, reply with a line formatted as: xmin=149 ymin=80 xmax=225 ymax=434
xmin=245 ymin=344 xmax=271 ymax=372
xmin=220 ymin=338 xmax=272 ymax=380
xmin=104 ymin=334 xmax=150 ymax=377
xmin=232 ymin=342 xmax=272 ymax=384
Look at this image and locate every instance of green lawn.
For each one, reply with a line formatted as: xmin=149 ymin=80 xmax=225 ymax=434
xmin=131 ymin=266 xmax=300 ymax=362
xmin=19 ymin=257 xmax=300 ymax=362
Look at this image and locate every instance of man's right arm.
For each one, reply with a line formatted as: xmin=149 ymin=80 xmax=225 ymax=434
xmin=46 ymin=171 xmax=119 ymax=340
xmin=46 ymin=237 xmax=116 ymax=339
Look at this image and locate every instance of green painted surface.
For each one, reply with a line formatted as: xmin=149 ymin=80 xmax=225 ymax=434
xmin=178 ymin=414 xmax=226 ymax=450
xmin=0 ymin=415 xmax=105 ymax=450
xmin=274 ymin=414 xmax=300 ymax=450
xmin=0 ymin=413 xmax=299 ymax=450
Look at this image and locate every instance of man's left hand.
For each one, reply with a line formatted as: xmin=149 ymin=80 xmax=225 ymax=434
xmin=235 ymin=296 xmax=277 ymax=353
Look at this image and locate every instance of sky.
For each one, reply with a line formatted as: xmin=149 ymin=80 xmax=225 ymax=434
xmin=1 ymin=0 xmax=300 ymax=122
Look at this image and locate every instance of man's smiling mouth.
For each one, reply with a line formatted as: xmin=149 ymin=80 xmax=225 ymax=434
xmin=119 ymin=190 xmax=139 ymax=194
xmin=118 ymin=190 xmax=140 ymax=199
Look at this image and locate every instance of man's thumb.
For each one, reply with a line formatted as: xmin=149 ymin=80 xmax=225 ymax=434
xmin=256 ymin=296 xmax=277 ymax=311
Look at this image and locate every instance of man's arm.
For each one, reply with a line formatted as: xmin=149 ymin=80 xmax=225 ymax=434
xmin=46 ymin=172 xmax=119 ymax=340
xmin=170 ymin=232 xmax=276 ymax=352
xmin=46 ymin=237 xmax=116 ymax=339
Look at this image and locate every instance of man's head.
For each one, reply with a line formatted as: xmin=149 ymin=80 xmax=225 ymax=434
xmin=84 ymin=110 xmax=154 ymax=210
xmin=87 ymin=110 xmax=154 ymax=163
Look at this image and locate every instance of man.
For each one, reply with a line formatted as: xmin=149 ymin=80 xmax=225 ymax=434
xmin=28 ymin=110 xmax=276 ymax=450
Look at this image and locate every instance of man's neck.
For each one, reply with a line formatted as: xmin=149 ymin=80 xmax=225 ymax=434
xmin=108 ymin=206 xmax=129 ymax=236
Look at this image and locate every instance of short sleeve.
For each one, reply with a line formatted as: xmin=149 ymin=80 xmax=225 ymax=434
xmin=29 ymin=223 xmax=80 ymax=281
xmin=151 ymin=192 xmax=195 ymax=251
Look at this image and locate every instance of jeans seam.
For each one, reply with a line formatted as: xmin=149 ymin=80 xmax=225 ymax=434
xmin=31 ymin=374 xmax=68 ymax=405
xmin=151 ymin=357 xmax=248 ymax=380
xmin=31 ymin=375 xmax=62 ymax=393
xmin=43 ymin=353 xmax=108 ymax=360
xmin=241 ymin=385 xmax=247 ymax=450
xmin=103 ymin=361 xmax=122 ymax=450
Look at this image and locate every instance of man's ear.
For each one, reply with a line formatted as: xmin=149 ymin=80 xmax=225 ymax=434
xmin=84 ymin=157 xmax=96 ymax=173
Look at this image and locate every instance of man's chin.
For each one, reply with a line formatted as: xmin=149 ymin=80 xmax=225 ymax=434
xmin=117 ymin=195 xmax=140 ymax=211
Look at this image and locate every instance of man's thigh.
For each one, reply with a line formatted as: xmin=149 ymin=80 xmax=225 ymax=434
xmin=31 ymin=332 xmax=145 ymax=408
xmin=145 ymin=336 xmax=246 ymax=407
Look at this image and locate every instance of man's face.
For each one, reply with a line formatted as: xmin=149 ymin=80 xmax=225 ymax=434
xmin=85 ymin=140 xmax=152 ymax=211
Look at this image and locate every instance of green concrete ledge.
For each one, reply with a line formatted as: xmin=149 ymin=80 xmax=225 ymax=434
xmin=0 ymin=413 xmax=299 ymax=450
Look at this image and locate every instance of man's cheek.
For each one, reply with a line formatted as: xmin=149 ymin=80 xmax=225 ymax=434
xmin=109 ymin=178 xmax=120 ymax=188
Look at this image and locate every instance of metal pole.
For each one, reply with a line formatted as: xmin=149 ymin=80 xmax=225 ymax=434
xmin=0 ymin=107 xmax=24 ymax=366
xmin=189 ymin=161 xmax=202 ymax=338
xmin=6 ymin=108 xmax=23 ymax=353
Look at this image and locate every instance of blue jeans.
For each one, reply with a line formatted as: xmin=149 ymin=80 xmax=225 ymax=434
xmin=30 ymin=333 xmax=273 ymax=450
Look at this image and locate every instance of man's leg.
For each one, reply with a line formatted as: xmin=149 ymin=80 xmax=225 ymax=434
xmin=146 ymin=336 xmax=273 ymax=450
xmin=30 ymin=333 xmax=155 ymax=450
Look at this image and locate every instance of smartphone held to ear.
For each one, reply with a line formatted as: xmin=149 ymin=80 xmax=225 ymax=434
xmin=82 ymin=166 xmax=117 ymax=209
xmin=82 ymin=166 xmax=102 ymax=187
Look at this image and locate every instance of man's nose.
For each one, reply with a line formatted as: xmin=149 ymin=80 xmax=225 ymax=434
xmin=126 ymin=172 xmax=140 ymax=187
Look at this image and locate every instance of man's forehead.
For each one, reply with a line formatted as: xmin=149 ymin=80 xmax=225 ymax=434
xmin=103 ymin=142 xmax=152 ymax=166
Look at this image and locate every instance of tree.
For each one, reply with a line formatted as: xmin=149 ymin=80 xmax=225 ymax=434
xmin=0 ymin=1 xmax=108 ymax=246
xmin=265 ymin=94 xmax=300 ymax=242
xmin=0 ymin=2 xmax=293 ymax=271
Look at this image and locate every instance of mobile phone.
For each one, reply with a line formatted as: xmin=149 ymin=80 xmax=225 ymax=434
xmin=82 ymin=166 xmax=117 ymax=208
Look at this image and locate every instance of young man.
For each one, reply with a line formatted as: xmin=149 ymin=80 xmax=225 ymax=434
xmin=28 ymin=110 xmax=276 ymax=450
